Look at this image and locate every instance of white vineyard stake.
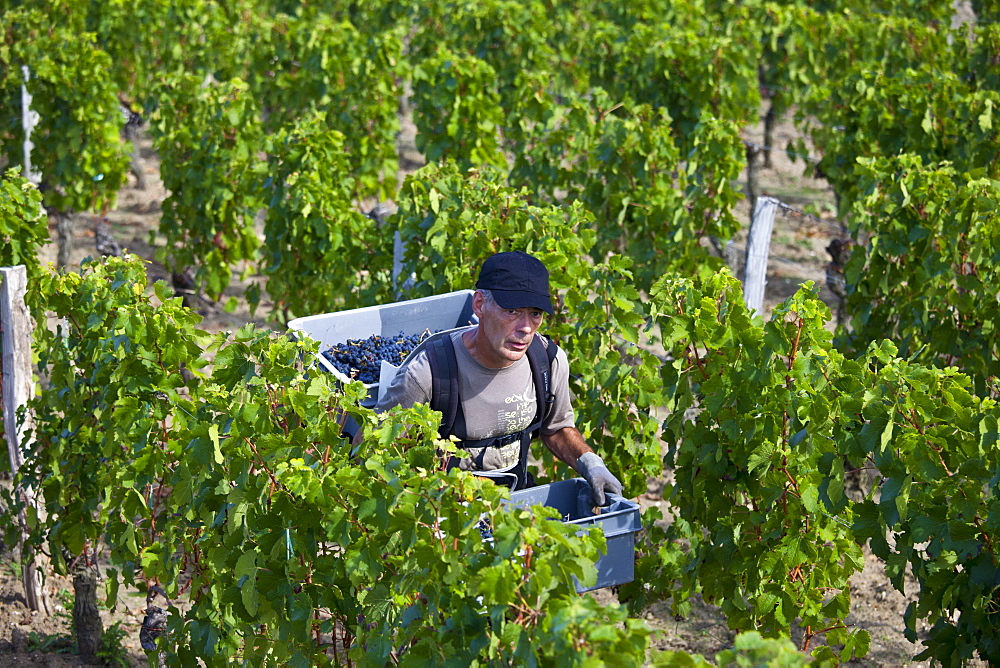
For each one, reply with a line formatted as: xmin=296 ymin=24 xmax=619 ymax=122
xmin=743 ymin=196 xmax=779 ymax=317
xmin=21 ymin=66 xmax=42 ymax=186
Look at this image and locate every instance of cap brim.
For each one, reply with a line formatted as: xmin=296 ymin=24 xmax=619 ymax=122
xmin=490 ymin=289 xmax=553 ymax=315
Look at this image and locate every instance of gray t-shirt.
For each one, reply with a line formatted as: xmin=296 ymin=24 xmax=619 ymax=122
xmin=375 ymin=326 xmax=575 ymax=471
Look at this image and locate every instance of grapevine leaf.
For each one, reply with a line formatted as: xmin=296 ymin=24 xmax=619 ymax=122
xmin=747 ymin=442 xmax=775 ymax=473
xmin=844 ymin=629 xmax=871 ymax=661
xmin=979 ymin=100 xmax=993 ymax=132
xmin=209 ymin=423 xmax=223 ymax=465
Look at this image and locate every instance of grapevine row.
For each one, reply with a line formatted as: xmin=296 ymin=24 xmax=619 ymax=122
xmin=2 ymin=0 xmax=1000 ymax=663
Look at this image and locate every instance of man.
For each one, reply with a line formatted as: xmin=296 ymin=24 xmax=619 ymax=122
xmin=375 ymin=250 xmax=623 ymax=505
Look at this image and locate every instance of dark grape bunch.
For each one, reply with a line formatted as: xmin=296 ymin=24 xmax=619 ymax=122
xmin=322 ymin=330 xmax=435 ymax=384
xmin=477 ymin=517 xmax=494 ymax=543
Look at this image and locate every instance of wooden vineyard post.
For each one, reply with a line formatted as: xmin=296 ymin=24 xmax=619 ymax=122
xmin=393 ymin=230 xmax=405 ymax=294
xmin=743 ymin=196 xmax=779 ymax=317
xmin=1 ymin=265 xmax=51 ymax=616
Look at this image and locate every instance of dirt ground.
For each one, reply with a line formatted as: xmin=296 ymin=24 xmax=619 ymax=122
xmin=0 ymin=102 xmax=963 ymax=667
xmin=0 ymin=561 xmax=151 ymax=667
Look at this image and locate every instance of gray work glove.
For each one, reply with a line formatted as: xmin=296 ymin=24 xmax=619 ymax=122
xmin=575 ymin=452 xmax=623 ymax=506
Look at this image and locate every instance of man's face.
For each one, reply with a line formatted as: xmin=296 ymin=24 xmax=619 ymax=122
xmin=471 ymin=291 xmax=545 ymax=368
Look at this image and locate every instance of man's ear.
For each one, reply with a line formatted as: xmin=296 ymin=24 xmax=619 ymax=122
xmin=471 ymin=289 xmax=486 ymax=318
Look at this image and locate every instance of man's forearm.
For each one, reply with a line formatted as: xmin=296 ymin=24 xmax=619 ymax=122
xmin=541 ymin=426 xmax=592 ymax=469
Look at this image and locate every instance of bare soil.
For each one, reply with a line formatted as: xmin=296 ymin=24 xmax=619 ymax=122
xmin=0 ymin=105 xmax=961 ymax=666
xmin=0 ymin=561 xmax=150 ymax=667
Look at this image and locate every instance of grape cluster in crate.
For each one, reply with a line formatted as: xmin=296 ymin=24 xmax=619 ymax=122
xmin=322 ymin=331 xmax=435 ymax=384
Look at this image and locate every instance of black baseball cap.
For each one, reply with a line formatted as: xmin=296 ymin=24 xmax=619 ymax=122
xmin=475 ymin=251 xmax=554 ymax=315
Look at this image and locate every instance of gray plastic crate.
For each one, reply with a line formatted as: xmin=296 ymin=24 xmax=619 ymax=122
xmin=287 ymin=290 xmax=477 ymax=406
xmin=506 ymin=478 xmax=641 ymax=592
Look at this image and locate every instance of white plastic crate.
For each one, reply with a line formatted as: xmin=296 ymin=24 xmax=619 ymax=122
xmin=287 ymin=290 xmax=477 ymax=406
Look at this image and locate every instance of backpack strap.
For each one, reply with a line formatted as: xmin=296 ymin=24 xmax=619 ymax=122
xmin=525 ymin=335 xmax=559 ymax=435
xmin=507 ymin=336 xmax=558 ymax=488
xmin=426 ymin=334 xmax=460 ymax=440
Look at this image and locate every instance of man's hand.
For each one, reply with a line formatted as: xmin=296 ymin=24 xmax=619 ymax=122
xmin=541 ymin=429 xmax=623 ymax=504
xmin=575 ymin=452 xmax=623 ymax=506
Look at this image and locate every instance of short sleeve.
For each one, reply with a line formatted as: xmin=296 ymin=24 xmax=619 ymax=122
xmin=374 ymin=347 xmax=433 ymax=413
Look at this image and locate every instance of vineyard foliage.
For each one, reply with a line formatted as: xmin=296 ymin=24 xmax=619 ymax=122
xmin=844 ymin=155 xmax=1000 ymax=396
xmin=257 ymin=114 xmax=390 ymax=321
xmin=4 ymin=255 xmax=652 ymax=666
xmin=150 ymin=75 xmax=265 ymax=303
xmin=0 ymin=169 xmax=47 ymax=302
xmin=0 ymin=8 xmax=130 ymax=215
xmin=246 ymin=10 xmax=403 ymax=199
xmin=1 ymin=0 xmax=1000 ymax=664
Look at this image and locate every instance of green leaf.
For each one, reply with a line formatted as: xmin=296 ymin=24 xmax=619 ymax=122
xmin=235 ymin=550 xmax=257 ymax=581
xmin=978 ymin=99 xmax=993 ymax=132
xmin=104 ymin=569 xmax=120 ymax=609
xmin=747 ymin=442 xmax=775 ymax=473
xmin=242 ymin=582 xmax=259 ymax=617
xmin=209 ymin=423 xmax=223 ymax=464
xmin=845 ymin=629 xmax=871 ymax=660
xmin=800 ymin=485 xmax=819 ymax=513
xmin=921 ymin=107 xmax=933 ymax=134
